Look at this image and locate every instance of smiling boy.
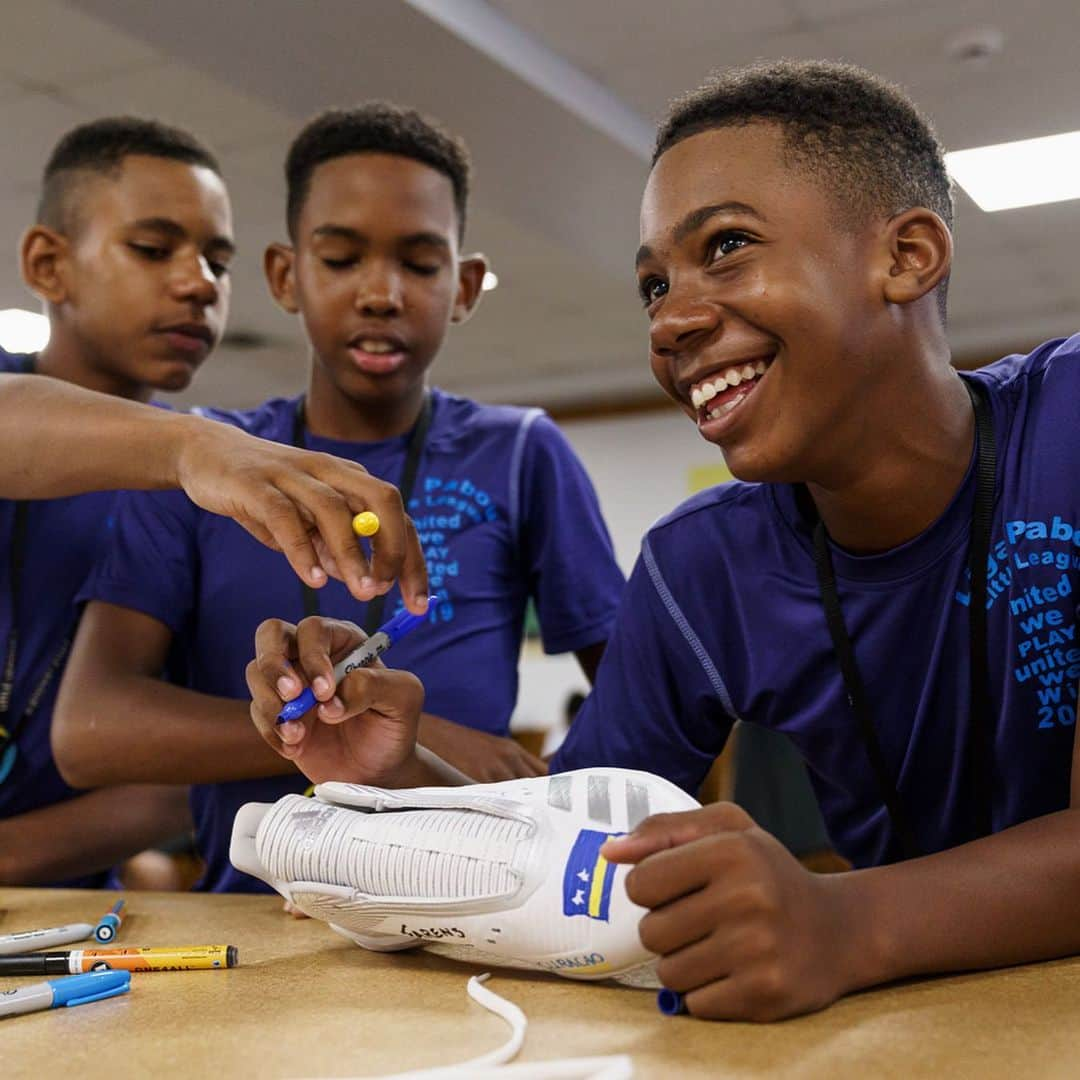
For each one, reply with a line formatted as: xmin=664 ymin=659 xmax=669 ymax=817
xmin=54 ymin=104 xmax=623 ymax=893
xmin=246 ymin=62 xmax=1080 ymax=1020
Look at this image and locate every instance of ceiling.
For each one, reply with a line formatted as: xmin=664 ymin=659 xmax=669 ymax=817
xmin=1 ymin=0 xmax=1077 ymax=412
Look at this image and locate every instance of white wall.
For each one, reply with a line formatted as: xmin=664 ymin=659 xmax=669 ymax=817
xmin=511 ymin=406 xmax=731 ymax=737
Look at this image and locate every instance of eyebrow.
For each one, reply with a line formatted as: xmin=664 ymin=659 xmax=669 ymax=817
xmin=131 ymin=216 xmax=236 ymax=256
xmin=311 ymin=225 xmax=450 ymax=250
xmin=635 ymin=201 xmax=765 ymax=268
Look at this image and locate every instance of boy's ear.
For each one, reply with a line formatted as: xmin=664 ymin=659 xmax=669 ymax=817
xmin=264 ymin=242 xmax=299 ymax=314
xmin=20 ymin=225 xmax=70 ymax=305
xmin=881 ymin=208 xmax=952 ymax=306
xmin=451 ymin=253 xmax=488 ymax=325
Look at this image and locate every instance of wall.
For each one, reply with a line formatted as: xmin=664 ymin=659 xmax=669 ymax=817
xmin=511 ymin=405 xmax=732 ymax=738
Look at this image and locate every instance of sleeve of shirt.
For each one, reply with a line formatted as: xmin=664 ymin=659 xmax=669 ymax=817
xmin=76 ymin=488 xmax=200 ymax=636
xmin=549 ymin=545 xmax=734 ymax=794
xmin=516 ymin=413 xmax=626 ymax=655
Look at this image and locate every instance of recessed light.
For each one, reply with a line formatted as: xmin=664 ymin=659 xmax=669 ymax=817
xmin=0 ymin=309 xmax=49 ymax=353
xmin=946 ymin=131 xmax=1080 ymax=211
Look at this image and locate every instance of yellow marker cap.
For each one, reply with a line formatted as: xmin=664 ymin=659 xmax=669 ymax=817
xmin=352 ymin=511 xmax=380 ymax=537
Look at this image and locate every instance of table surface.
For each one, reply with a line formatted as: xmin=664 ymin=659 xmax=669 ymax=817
xmin=2 ymin=888 xmax=1079 ymax=1079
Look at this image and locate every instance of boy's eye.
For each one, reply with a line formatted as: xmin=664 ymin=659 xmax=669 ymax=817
xmin=708 ymin=231 xmax=752 ymax=261
xmin=406 ymin=262 xmax=440 ymax=276
xmin=638 ymin=276 xmax=668 ymax=307
xmin=208 ymin=260 xmax=231 ymax=279
xmin=129 ymin=242 xmax=170 ymax=261
xmin=321 ymin=256 xmax=356 ymax=269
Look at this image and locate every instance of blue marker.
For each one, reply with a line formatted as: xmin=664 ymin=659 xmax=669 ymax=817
xmin=94 ymin=899 xmax=126 ymax=944
xmin=0 ymin=970 xmax=130 ymax=1019
xmin=277 ymin=600 xmax=436 ymax=724
xmin=657 ymin=988 xmax=686 ymax=1016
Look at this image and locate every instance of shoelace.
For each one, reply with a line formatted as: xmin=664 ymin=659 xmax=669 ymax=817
xmin=300 ymin=974 xmax=634 ymax=1080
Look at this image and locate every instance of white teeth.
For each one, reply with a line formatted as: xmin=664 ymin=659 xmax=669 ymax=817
xmin=724 ymin=368 xmax=742 ymax=387
xmin=701 ymin=381 xmax=717 ymax=402
xmin=741 ymin=364 xmax=755 ymax=380
xmin=359 ymin=339 xmax=395 ymax=354
xmin=691 ymin=387 xmax=705 ymax=409
xmin=754 ymin=360 xmax=767 ymax=374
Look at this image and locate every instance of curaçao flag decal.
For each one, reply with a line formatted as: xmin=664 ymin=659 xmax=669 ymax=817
xmin=562 ymin=829 xmax=623 ymax=921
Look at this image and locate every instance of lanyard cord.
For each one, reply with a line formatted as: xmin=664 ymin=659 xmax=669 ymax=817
xmin=803 ymin=379 xmax=996 ymax=861
xmin=291 ymin=391 xmax=433 ymax=634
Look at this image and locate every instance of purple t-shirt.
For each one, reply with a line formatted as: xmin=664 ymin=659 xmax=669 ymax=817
xmin=553 ymin=337 xmax=1080 ymax=868
xmin=0 ymin=348 xmax=116 ymax=887
xmin=81 ymin=387 xmax=624 ymax=891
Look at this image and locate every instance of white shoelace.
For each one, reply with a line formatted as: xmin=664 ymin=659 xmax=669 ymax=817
xmin=298 ymin=974 xmax=634 ymax=1080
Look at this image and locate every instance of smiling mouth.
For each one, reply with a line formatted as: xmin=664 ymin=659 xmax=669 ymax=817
xmin=689 ymin=357 xmax=772 ymax=425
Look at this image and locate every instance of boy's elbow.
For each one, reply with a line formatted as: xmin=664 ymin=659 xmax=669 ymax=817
xmin=51 ymin=691 xmax=106 ymax=789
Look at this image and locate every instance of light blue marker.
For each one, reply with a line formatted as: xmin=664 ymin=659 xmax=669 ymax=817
xmin=276 ymin=600 xmax=436 ymax=724
xmin=0 ymin=970 xmax=130 ymax=1019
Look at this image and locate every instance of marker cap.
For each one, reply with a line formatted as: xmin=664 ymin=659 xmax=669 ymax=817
xmin=49 ymin=970 xmax=131 ymax=1008
xmin=381 ymin=600 xmax=435 ymax=646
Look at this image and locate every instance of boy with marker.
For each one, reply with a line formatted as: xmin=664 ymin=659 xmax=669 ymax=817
xmin=245 ymin=62 xmax=1080 ymax=1020
xmin=54 ymin=104 xmax=623 ymax=893
xmin=0 ymin=118 xmax=426 ymax=887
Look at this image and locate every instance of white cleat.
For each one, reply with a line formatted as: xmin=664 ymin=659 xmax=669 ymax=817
xmin=230 ymin=768 xmax=699 ymax=988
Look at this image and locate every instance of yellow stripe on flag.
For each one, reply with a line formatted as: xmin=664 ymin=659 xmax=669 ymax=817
xmin=588 ymin=854 xmax=609 ymax=918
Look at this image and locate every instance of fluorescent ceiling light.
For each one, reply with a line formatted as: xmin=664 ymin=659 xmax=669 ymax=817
xmin=0 ymin=309 xmax=49 ymax=353
xmin=946 ymin=130 xmax=1080 ymax=211
xmin=481 ymin=270 xmax=499 ymax=292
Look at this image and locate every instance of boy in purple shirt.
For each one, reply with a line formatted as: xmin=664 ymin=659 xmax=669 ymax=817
xmin=247 ymin=62 xmax=1080 ymax=1020
xmin=0 ymin=119 xmax=425 ymax=887
xmin=54 ymin=104 xmax=623 ymax=893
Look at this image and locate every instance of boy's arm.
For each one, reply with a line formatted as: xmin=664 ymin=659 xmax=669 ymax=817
xmin=0 ymin=373 xmax=427 ymax=609
xmin=52 ymin=602 xmax=296 ymax=787
xmin=0 ymin=784 xmax=191 ymax=886
xmin=603 ymin=708 xmax=1080 ymax=1022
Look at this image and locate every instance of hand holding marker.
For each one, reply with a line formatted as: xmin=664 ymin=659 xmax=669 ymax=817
xmin=277 ymin=598 xmax=436 ymax=724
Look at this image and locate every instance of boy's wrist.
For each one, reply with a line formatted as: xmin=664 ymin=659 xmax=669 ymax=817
xmin=827 ymin=866 xmax=901 ymax=994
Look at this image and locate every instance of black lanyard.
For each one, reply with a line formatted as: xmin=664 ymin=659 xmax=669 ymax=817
xmin=291 ymin=390 xmax=433 ymax=633
xmin=0 ymin=355 xmax=74 ymax=771
xmin=801 ymin=379 xmax=996 ymax=861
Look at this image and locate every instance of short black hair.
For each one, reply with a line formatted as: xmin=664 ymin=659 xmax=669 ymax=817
xmin=38 ymin=116 xmax=221 ymax=234
xmin=656 ymin=60 xmax=953 ymax=230
xmin=285 ymin=103 xmax=471 ymax=240
xmin=655 ymin=61 xmax=953 ymax=319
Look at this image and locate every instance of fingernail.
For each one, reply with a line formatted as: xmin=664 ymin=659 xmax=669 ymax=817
xmin=309 ymin=566 xmax=327 ymax=585
xmin=277 ymin=675 xmax=298 ymax=698
xmin=313 ymin=676 xmax=331 ymax=698
xmin=279 ymin=721 xmax=304 ymax=744
xmin=359 ymin=576 xmax=376 ymax=594
xmin=319 ymin=696 xmax=344 ymax=719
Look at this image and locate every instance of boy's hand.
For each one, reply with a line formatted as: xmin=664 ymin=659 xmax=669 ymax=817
xmin=602 ymin=802 xmax=863 ymax=1021
xmin=247 ymin=616 xmax=425 ymax=786
xmin=417 ymin=714 xmax=548 ymax=781
xmin=176 ymin=418 xmax=428 ymax=610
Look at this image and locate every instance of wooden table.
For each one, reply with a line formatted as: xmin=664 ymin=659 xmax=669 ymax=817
xmin=3 ymin=888 xmax=1079 ymax=1078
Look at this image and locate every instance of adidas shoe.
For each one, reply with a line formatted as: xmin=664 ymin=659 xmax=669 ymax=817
xmin=230 ymin=767 xmax=699 ymax=988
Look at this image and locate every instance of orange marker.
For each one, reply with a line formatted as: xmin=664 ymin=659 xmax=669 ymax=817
xmin=0 ymin=945 xmax=237 ymax=975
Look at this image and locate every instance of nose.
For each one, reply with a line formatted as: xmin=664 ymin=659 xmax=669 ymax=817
xmin=649 ymin=282 xmax=720 ymax=359
xmin=172 ymin=252 xmax=220 ymax=308
xmin=355 ymin=259 xmax=403 ymax=317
